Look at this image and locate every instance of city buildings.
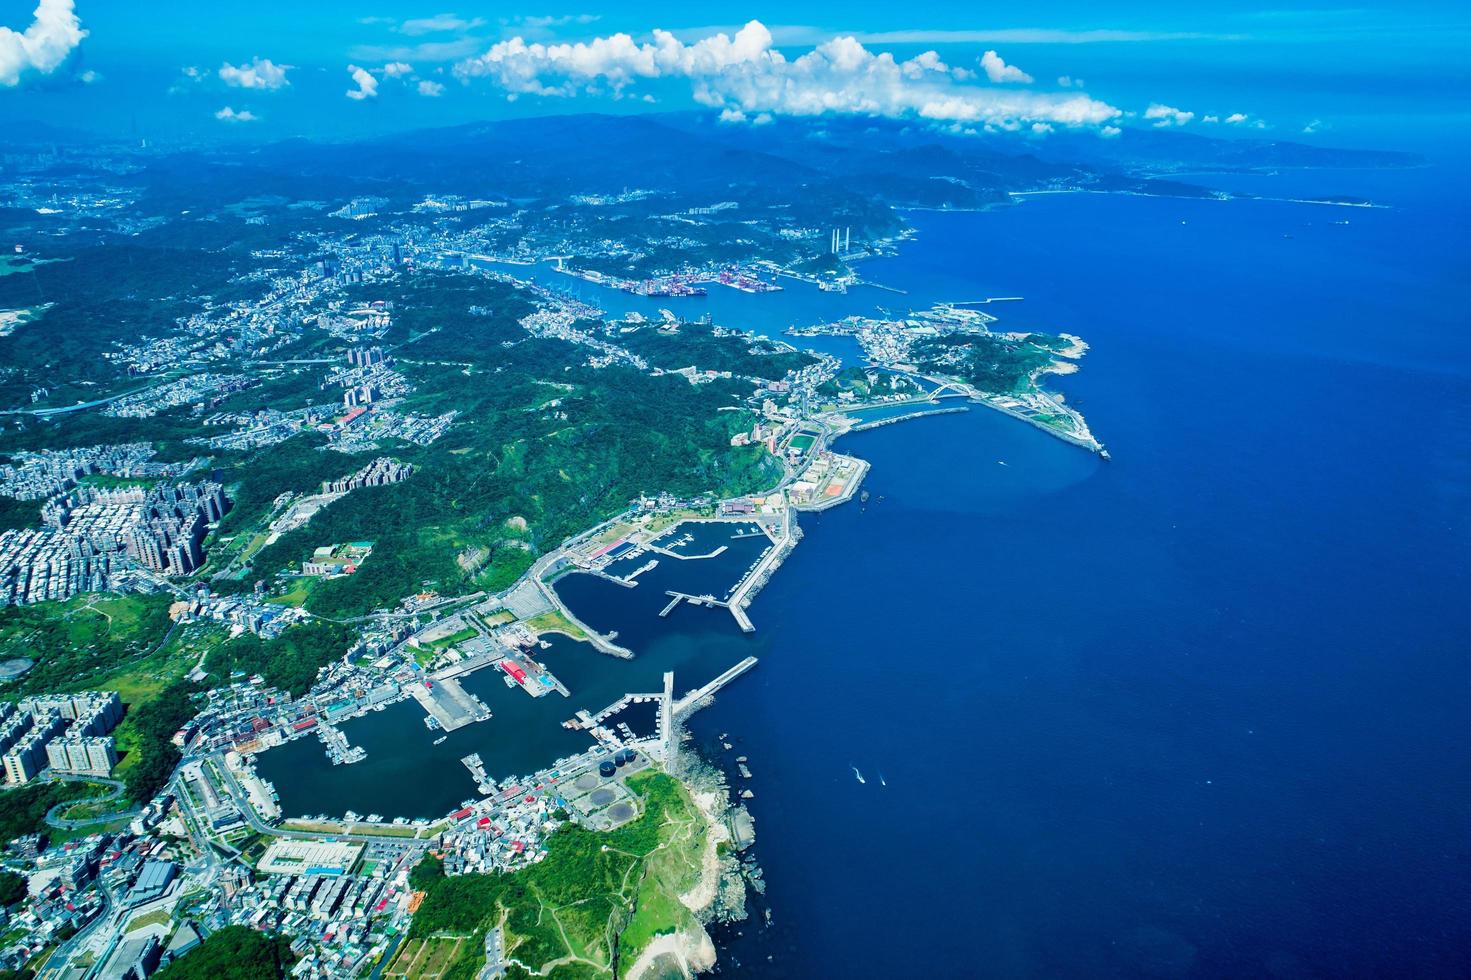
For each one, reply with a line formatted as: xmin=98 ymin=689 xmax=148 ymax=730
xmin=0 ymin=480 xmax=229 ymax=605
xmin=321 ymin=457 xmax=412 ymax=495
xmin=1 ymin=693 xmax=122 ymax=783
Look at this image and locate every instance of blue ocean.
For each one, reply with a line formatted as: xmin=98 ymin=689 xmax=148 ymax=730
xmin=263 ymin=153 xmax=1471 ymax=976
xmin=690 ymin=161 xmax=1471 ymax=976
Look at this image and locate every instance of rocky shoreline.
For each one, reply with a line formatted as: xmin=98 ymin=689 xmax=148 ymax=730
xmin=627 ymin=735 xmax=759 ymax=979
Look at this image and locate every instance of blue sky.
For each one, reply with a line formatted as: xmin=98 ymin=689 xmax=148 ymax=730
xmin=3 ymin=1 xmax=1469 ymax=151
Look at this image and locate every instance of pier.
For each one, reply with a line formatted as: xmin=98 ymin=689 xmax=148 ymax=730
xmin=431 ymin=650 xmax=501 ymax=681
xmin=462 ymin=753 xmax=495 ymax=794
xmin=623 ymin=559 xmax=659 ymax=581
xmin=723 ymin=512 xmax=795 ymax=632
xmin=317 ymin=725 xmax=366 ymax=765
xmin=660 ymin=672 xmax=674 ymax=761
xmin=409 ymin=676 xmax=492 ymax=732
xmin=647 ymin=542 xmax=729 ymax=561
xmin=662 ymin=590 xmax=754 ymax=632
xmin=674 ymin=657 xmax=759 ymax=715
xmin=585 ymin=568 xmax=637 ymax=589
xmin=952 ymin=296 xmax=1024 ymax=305
xmin=534 ymin=574 xmax=633 ymax=658
xmin=584 ymin=692 xmax=663 ymax=727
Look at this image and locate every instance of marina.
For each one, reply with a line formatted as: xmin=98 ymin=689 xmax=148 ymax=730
xmin=317 ymin=724 xmax=366 ymax=766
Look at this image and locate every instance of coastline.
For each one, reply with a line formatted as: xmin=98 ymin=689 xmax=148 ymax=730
xmin=241 ymin=255 xmax=1110 ymax=979
xmin=624 ymin=776 xmax=739 ymax=980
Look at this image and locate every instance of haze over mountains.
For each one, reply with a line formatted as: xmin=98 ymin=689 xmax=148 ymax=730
xmin=10 ymin=111 xmax=1421 ymax=215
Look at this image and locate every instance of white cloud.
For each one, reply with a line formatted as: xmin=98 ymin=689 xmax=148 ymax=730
xmin=381 ymin=61 xmax=415 ymax=77
xmin=168 ymin=65 xmax=204 ymax=95
xmin=0 ymin=0 xmax=86 ymax=87
xmin=346 ymin=64 xmax=379 ymax=100
xmin=1302 ymin=118 xmax=1325 ymax=134
xmin=214 ymin=106 xmax=258 ymax=122
xmin=509 ymin=13 xmax=601 ymax=31
xmin=1057 ymin=75 xmax=1084 ymax=88
xmin=852 ymin=28 xmax=1242 ymax=44
xmin=399 ymin=14 xmax=487 ymax=36
xmin=79 ymin=68 xmax=98 ymax=83
xmin=979 ymin=50 xmax=1031 ymax=84
xmin=1202 ymin=111 xmax=1267 ymax=129
xmin=350 ymin=37 xmax=484 ymax=63
xmin=454 ymin=20 xmax=1119 ymax=130
xmin=1144 ymin=102 xmax=1194 ymax=127
xmin=219 ymin=56 xmax=290 ymax=90
xmin=400 ymin=13 xmax=485 ymax=36
xmin=418 ymin=79 xmax=445 ymax=96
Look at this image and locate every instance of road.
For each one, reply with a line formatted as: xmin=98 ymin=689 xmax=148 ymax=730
xmin=205 ymin=753 xmax=437 ymax=846
xmin=42 ymin=775 xmax=137 ymax=830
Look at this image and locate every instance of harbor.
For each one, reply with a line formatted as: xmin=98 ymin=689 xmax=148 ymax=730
xmin=407 ymin=675 xmax=492 ymax=732
xmin=316 ymin=724 xmax=366 ymax=766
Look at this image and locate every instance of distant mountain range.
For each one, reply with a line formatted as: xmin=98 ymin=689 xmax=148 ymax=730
xmin=11 ymin=111 xmax=1422 ymax=212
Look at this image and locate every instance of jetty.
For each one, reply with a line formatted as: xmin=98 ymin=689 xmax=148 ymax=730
xmin=674 ymin=657 xmax=759 ymax=715
xmin=317 ymin=725 xmax=366 ymax=765
xmin=647 ymin=542 xmax=729 ymax=561
xmin=586 ymin=568 xmax=636 ymax=589
xmin=724 ymin=513 xmax=796 ymax=631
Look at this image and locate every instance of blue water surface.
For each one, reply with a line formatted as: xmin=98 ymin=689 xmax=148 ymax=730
xmin=697 ymin=158 xmax=1471 ymax=977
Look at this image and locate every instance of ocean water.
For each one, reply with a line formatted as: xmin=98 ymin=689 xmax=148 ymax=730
xmin=270 ymin=158 xmax=1471 ymax=975
xmin=696 ymin=163 xmax=1471 ymax=976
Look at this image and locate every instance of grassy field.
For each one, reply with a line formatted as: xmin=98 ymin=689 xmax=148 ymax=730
xmin=0 ymin=593 xmax=175 ymax=696
xmin=102 ymin=625 xmax=224 ymax=781
xmin=523 ymin=610 xmax=587 ymax=640
xmin=385 ymin=937 xmax=466 ymax=979
xmin=646 ymin=509 xmax=710 ymax=534
xmin=407 ymin=770 xmax=710 ymax=978
xmin=428 ymin=627 xmax=479 ymax=649
xmin=613 ymin=773 xmax=709 ymax=968
xmin=267 ymin=578 xmax=315 ymax=608
xmin=125 ymin=908 xmax=175 ymax=934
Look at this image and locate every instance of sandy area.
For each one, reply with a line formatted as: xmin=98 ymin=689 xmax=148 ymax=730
xmin=625 ymin=928 xmax=717 ymax=980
